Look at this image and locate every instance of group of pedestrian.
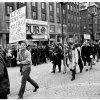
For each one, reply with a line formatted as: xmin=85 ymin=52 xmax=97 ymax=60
xmin=31 ymin=44 xmax=48 ymax=66
xmin=1 ymin=39 xmax=100 ymax=99
xmin=51 ymin=40 xmax=100 ymax=81
xmin=0 ymin=41 xmax=39 ymax=99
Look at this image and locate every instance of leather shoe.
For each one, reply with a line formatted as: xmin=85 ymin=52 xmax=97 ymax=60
xmin=71 ymin=77 xmax=75 ymax=81
xmin=51 ymin=71 xmax=55 ymax=73
xmin=33 ymin=86 xmax=39 ymax=92
xmin=17 ymin=96 xmax=23 ymax=99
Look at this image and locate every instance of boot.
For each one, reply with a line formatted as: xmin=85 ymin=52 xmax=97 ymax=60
xmin=71 ymin=69 xmax=75 ymax=81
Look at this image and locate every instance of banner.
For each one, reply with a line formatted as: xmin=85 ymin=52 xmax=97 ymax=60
xmin=9 ymin=6 xmax=26 ymax=43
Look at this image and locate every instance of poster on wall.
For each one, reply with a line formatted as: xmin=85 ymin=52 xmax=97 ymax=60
xmin=9 ymin=6 xmax=26 ymax=43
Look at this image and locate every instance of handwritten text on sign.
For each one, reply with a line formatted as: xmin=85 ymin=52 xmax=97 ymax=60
xmin=9 ymin=6 xmax=26 ymax=43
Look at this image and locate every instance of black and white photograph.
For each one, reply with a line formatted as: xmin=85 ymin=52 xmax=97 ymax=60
xmin=0 ymin=1 xmax=100 ymax=99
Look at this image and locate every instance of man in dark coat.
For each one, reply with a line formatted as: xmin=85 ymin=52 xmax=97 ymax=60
xmin=0 ymin=50 xmax=10 ymax=99
xmin=11 ymin=47 xmax=17 ymax=67
xmin=51 ymin=44 xmax=62 ymax=73
xmin=85 ymin=43 xmax=94 ymax=70
xmin=81 ymin=42 xmax=87 ymax=66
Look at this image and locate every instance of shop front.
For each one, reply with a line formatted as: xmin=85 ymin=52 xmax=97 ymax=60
xmin=26 ymin=19 xmax=49 ymax=46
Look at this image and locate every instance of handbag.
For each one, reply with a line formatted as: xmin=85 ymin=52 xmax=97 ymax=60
xmin=75 ymin=64 xmax=80 ymax=73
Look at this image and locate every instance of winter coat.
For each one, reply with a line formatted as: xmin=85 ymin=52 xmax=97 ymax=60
xmin=52 ymin=47 xmax=62 ymax=65
xmin=69 ymin=48 xmax=79 ymax=70
xmin=0 ymin=50 xmax=10 ymax=94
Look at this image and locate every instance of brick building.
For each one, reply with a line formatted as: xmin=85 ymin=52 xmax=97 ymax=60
xmin=80 ymin=2 xmax=100 ymax=42
xmin=0 ymin=2 xmax=80 ymax=48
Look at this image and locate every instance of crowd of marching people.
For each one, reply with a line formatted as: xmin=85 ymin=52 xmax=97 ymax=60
xmin=50 ymin=40 xmax=100 ymax=81
xmin=1 ymin=40 xmax=100 ymax=99
xmin=4 ymin=43 xmax=50 ymax=68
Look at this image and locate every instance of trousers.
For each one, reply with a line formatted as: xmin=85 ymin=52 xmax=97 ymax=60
xmin=18 ymin=67 xmax=39 ymax=97
xmin=52 ymin=64 xmax=61 ymax=72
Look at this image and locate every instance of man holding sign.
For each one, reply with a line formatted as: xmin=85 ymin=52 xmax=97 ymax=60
xmin=9 ymin=7 xmax=39 ymax=99
xmin=17 ymin=41 xmax=39 ymax=99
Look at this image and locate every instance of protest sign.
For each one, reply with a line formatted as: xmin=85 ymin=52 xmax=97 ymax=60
xmin=9 ymin=6 xmax=26 ymax=43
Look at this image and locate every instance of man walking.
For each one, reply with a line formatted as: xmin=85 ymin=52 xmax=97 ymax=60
xmin=17 ymin=40 xmax=39 ymax=99
xmin=51 ymin=44 xmax=62 ymax=73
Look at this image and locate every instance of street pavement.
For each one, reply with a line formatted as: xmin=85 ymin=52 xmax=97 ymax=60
xmin=7 ymin=61 xmax=100 ymax=99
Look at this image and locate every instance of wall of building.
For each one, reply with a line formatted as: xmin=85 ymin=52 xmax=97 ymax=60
xmin=0 ymin=2 xmax=80 ymax=48
xmin=80 ymin=3 xmax=100 ymax=41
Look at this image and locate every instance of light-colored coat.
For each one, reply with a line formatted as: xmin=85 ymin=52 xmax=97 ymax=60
xmin=69 ymin=48 xmax=79 ymax=70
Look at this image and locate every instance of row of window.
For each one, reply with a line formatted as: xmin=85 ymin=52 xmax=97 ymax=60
xmin=5 ymin=2 xmax=79 ymax=23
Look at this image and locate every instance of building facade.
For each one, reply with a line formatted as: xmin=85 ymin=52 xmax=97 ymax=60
xmin=0 ymin=2 xmax=80 ymax=48
xmin=80 ymin=2 xmax=100 ymax=41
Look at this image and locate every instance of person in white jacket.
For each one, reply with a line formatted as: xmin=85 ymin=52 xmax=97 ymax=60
xmin=69 ymin=44 xmax=79 ymax=81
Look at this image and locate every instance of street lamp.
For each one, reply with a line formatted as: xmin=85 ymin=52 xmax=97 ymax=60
xmin=88 ymin=6 xmax=98 ymax=41
xmin=60 ymin=2 xmax=66 ymax=47
xmin=60 ymin=2 xmax=67 ymax=71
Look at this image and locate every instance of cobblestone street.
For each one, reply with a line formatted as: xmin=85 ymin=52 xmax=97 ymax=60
xmin=8 ymin=61 xmax=100 ymax=99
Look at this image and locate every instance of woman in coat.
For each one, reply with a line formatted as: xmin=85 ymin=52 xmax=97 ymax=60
xmin=69 ymin=44 xmax=79 ymax=81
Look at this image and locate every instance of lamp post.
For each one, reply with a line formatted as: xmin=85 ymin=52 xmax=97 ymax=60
xmin=60 ymin=2 xmax=67 ymax=72
xmin=88 ymin=7 xmax=98 ymax=41
xmin=60 ymin=2 xmax=65 ymax=48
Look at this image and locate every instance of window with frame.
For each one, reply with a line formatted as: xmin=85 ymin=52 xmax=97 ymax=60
xmin=50 ymin=4 xmax=53 ymax=11
xmin=6 ymin=22 xmax=10 ymax=30
xmin=71 ymin=5 xmax=73 ymax=11
xmin=72 ymin=23 xmax=73 ymax=27
xmin=71 ymin=15 xmax=73 ymax=20
xmin=32 ymin=2 xmax=36 ymax=6
xmin=76 ymin=2 xmax=79 ymax=5
xmin=32 ymin=11 xmax=37 ymax=19
xmin=57 ymin=7 xmax=60 ymax=13
xmin=68 ymin=14 xmax=70 ymax=19
xmin=6 ymin=6 xmax=13 ymax=16
xmin=50 ymin=15 xmax=54 ymax=22
xmin=41 ymin=2 xmax=45 ymax=9
xmin=77 ymin=17 xmax=79 ymax=23
xmin=50 ymin=25 xmax=55 ymax=33
xmin=74 ymin=6 xmax=75 ymax=11
xmin=57 ymin=16 xmax=60 ymax=23
xmin=63 ymin=9 xmax=65 ymax=14
xmin=63 ymin=18 xmax=65 ymax=24
xmin=42 ymin=13 xmax=46 ymax=21
xmin=67 ymin=4 xmax=69 ymax=10
xmin=77 ymin=7 xmax=78 ymax=13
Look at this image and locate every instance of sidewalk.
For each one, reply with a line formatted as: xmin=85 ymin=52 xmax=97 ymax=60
xmin=8 ymin=62 xmax=100 ymax=99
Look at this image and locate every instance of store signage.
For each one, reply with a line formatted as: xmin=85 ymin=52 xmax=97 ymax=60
xmin=50 ymin=25 xmax=55 ymax=33
xmin=9 ymin=6 xmax=26 ymax=43
xmin=26 ymin=24 xmax=47 ymax=35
